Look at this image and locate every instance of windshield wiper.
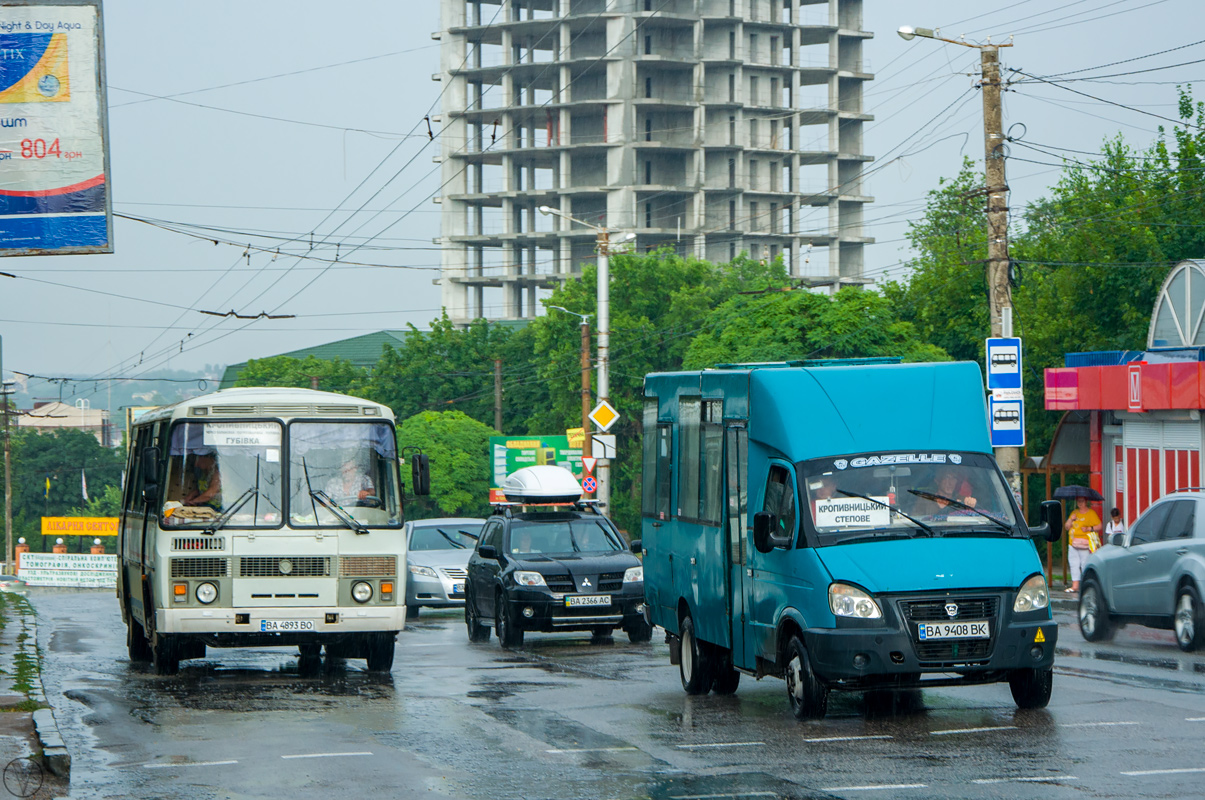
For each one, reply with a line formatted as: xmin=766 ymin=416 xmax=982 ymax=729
xmin=310 ymin=489 xmax=369 ymax=535
xmin=436 ymin=528 xmax=468 ymax=548
xmin=834 ymin=532 xmax=920 ymax=545
xmin=907 ymin=490 xmax=1013 ymax=534
xmin=202 ymin=488 xmax=255 ymax=536
xmin=834 ymin=490 xmax=935 ymax=537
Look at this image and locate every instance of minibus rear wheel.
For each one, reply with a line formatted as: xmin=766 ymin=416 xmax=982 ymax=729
xmin=678 ymin=614 xmax=714 ymax=695
xmin=126 ymin=614 xmax=151 ymax=663
xmin=784 ymin=635 xmax=827 ymax=720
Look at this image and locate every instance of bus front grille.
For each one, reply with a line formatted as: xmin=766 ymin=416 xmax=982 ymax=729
xmin=239 ymin=556 xmax=330 ymax=578
xmin=171 ymin=557 xmax=229 ymax=578
xmin=172 ymin=537 xmax=225 ymax=551
xmin=339 ymin=556 xmax=397 ymax=577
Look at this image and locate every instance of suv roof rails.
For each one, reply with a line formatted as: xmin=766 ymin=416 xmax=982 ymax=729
xmin=1174 ymin=486 xmax=1205 ymax=492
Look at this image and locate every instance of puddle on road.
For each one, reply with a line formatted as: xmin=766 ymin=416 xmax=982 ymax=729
xmin=1057 ymin=645 xmax=1190 ymax=673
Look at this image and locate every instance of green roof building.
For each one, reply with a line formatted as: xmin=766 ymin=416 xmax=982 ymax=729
xmin=219 ymin=330 xmax=413 ymax=388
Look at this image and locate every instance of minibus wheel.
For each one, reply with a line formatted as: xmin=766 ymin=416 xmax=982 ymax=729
xmin=712 ymin=649 xmax=741 ymax=695
xmin=151 ymin=634 xmax=179 ymax=676
xmin=784 ymin=635 xmax=827 ymax=719
xmin=678 ymin=615 xmax=714 ymax=695
xmin=1008 ymin=667 xmax=1053 ymax=709
xmin=126 ymin=614 xmax=152 ymax=663
xmin=365 ymin=632 xmax=396 ymax=672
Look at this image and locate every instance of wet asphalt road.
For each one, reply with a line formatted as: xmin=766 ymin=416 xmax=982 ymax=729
xmin=30 ymin=589 xmax=1205 ymax=800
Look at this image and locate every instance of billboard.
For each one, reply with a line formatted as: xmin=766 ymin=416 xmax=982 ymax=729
xmin=41 ymin=515 xmax=117 ymax=536
xmin=490 ymin=435 xmax=583 ymax=503
xmin=18 ymin=551 xmax=116 ymax=587
xmin=0 ymin=1 xmax=111 ymax=254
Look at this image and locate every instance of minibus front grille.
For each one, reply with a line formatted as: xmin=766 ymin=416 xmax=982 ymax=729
xmin=239 ymin=556 xmax=330 ymax=578
xmin=172 ymin=537 xmax=225 ymax=551
xmin=171 ymin=557 xmax=229 ymax=578
xmin=914 ymin=639 xmax=994 ymax=663
xmin=339 ymin=555 xmax=396 ymax=577
xmin=900 ymin=597 xmax=998 ymax=622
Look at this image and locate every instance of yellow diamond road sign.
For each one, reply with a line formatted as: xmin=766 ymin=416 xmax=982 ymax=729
xmin=589 ymin=400 xmax=620 ymax=432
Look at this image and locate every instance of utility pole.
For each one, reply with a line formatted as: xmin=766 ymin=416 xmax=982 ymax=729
xmin=596 ymin=229 xmax=611 ymax=513
xmin=493 ymin=359 xmax=503 ymax=432
xmin=1 ymin=334 xmax=11 ymax=574
xmin=549 ymin=306 xmax=592 ymax=465
xmin=898 ymin=25 xmax=1020 ymax=492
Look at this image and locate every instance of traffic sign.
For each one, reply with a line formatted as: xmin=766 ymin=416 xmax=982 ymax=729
xmin=581 ymin=457 xmax=597 ymax=476
xmin=985 ymin=337 xmax=1022 ymax=390
xmin=582 ymin=476 xmax=597 ymax=494
xmin=989 ymin=395 xmax=1025 ymax=448
xmin=591 ymin=434 xmax=617 ymax=459
xmin=589 ymin=400 xmax=620 ymax=432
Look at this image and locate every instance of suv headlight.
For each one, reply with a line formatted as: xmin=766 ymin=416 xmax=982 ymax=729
xmin=513 ymin=571 xmax=547 ymax=587
xmin=1013 ymin=574 xmax=1050 ymax=613
xmin=408 ymin=564 xmax=438 ymax=578
xmin=624 ymin=566 xmax=643 ymax=583
xmin=829 ymin=582 xmax=882 ymax=619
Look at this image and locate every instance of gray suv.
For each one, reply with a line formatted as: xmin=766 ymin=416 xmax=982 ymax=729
xmin=1078 ymin=491 xmax=1205 ymax=651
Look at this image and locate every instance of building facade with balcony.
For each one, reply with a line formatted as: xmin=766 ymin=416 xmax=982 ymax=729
xmin=435 ymin=0 xmax=873 ymax=322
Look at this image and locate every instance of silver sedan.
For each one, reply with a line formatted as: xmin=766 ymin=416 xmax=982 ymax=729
xmin=405 ymin=518 xmax=484 ymax=619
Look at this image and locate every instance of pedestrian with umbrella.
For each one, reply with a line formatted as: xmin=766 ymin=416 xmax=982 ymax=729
xmin=1055 ymin=485 xmax=1104 ymax=594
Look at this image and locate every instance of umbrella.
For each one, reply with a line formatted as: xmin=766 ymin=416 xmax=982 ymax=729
xmin=1052 ymin=484 xmax=1104 ymax=502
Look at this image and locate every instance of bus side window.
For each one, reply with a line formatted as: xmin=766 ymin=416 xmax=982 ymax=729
xmin=763 ymin=464 xmax=796 ymax=542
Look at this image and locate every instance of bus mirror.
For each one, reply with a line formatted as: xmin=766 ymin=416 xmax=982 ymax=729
xmin=410 ymin=453 xmax=431 ymax=496
xmin=1030 ymin=500 xmax=1063 ymax=543
xmin=141 ymin=446 xmax=161 ymax=504
xmin=753 ymin=511 xmax=777 ymax=553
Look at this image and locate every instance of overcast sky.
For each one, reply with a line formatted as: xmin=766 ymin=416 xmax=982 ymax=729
xmin=1 ymin=0 xmax=1199 ymax=402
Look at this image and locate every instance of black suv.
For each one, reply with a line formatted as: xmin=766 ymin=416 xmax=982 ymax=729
xmin=464 ymin=506 xmax=651 ymax=647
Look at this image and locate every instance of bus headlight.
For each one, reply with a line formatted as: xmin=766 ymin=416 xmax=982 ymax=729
xmin=1013 ymin=574 xmax=1050 ymax=613
xmin=195 ymin=582 xmax=218 ymax=605
xmin=352 ymin=581 xmax=373 ymax=603
xmin=829 ymin=582 xmax=883 ymax=619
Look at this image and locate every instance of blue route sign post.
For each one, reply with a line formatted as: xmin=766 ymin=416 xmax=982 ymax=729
xmin=986 ymin=337 xmax=1024 ymax=448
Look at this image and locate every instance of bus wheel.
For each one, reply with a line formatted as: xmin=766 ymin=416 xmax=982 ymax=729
xmin=625 ymin=618 xmax=653 ymax=644
xmin=365 ymin=633 xmax=396 ymax=672
xmin=678 ymin=615 xmax=714 ymax=695
xmin=712 ymin=649 xmax=741 ymax=695
xmin=1008 ymin=667 xmax=1053 ymax=709
xmin=126 ymin=617 xmax=152 ymax=663
xmin=784 ymin=636 xmax=827 ymax=719
xmin=298 ymin=644 xmax=321 ymax=658
xmin=151 ymin=634 xmax=179 ymax=676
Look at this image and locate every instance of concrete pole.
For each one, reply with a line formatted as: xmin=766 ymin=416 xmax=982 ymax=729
xmin=1 ymin=335 xmax=10 ymax=574
xmin=493 ymin=358 xmax=503 ymax=432
xmin=579 ymin=319 xmax=592 ymax=464
xmin=596 ymin=229 xmax=610 ymax=512
xmin=980 ymin=46 xmax=1021 ymax=494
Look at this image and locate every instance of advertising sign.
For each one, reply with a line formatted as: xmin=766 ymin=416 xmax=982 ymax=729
xmin=490 ymin=435 xmax=583 ymax=502
xmin=18 ymin=551 xmax=116 ymax=587
xmin=41 ymin=515 xmax=117 ymax=536
xmin=0 ymin=1 xmax=111 ymax=254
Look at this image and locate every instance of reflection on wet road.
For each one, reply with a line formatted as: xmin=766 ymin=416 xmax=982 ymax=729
xmin=29 ymin=589 xmax=1205 ymax=799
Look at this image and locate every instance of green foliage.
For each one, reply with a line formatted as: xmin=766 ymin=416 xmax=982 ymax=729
xmin=234 ymin=355 xmax=367 ymax=393
xmin=397 ymin=410 xmax=498 ymax=519
xmin=71 ymin=483 xmax=122 ymax=518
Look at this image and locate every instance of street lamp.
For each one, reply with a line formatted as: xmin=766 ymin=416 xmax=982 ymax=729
xmin=537 ymin=205 xmax=635 ymax=511
xmin=898 ymin=25 xmax=1020 ymax=490
xmin=547 ymin=305 xmax=593 ymax=466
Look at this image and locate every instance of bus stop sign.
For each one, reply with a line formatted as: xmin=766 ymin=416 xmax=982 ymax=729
xmin=985 ymin=337 xmax=1022 ymax=390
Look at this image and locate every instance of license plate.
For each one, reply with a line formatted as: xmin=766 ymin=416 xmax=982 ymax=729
xmin=260 ymin=620 xmax=315 ymax=632
xmin=917 ymin=621 xmax=989 ymax=640
xmin=451 ymin=582 xmax=465 ymax=595
xmin=565 ymin=595 xmax=611 ymax=607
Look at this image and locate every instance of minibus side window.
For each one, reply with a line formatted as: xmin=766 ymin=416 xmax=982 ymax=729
xmin=678 ymin=398 xmax=701 ymax=519
xmin=763 ymin=464 xmax=797 ymax=542
xmin=642 ymin=401 xmax=658 ymax=517
xmin=655 ymin=425 xmax=672 ymax=519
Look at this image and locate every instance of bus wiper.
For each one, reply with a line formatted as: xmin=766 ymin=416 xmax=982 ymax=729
xmin=836 ymin=532 xmax=919 ymax=545
xmin=310 ymin=489 xmax=369 ymax=535
xmin=436 ymin=528 xmax=468 ymax=548
xmin=835 ymin=490 xmax=935 ymax=537
xmin=202 ymin=488 xmax=255 ymax=536
xmin=907 ymin=490 xmax=1013 ymax=534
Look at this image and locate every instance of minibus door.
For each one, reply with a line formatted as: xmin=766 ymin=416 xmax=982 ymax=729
xmin=725 ymin=425 xmax=748 ymax=667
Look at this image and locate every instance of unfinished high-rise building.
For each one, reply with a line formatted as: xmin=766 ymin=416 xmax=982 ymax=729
xmin=435 ymin=0 xmax=872 ymax=322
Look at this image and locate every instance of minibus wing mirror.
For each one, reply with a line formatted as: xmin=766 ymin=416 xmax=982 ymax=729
xmin=753 ymin=512 xmax=790 ymax=552
xmin=1030 ymin=500 xmax=1063 ymax=543
xmin=410 ymin=453 xmax=431 ymax=496
xmin=141 ymin=446 xmax=161 ymax=505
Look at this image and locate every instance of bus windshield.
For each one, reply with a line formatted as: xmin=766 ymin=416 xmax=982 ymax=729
xmin=161 ymin=421 xmax=284 ymax=528
xmin=801 ymin=452 xmax=1020 ymax=545
xmin=288 ymin=421 xmax=401 ymax=528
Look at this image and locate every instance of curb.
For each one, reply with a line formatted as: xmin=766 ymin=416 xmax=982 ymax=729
xmin=24 ymin=611 xmax=70 ymax=778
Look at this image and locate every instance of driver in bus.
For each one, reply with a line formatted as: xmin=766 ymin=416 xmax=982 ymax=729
xmin=183 ymin=452 xmax=222 ymax=509
xmin=325 ymin=461 xmax=375 ymax=502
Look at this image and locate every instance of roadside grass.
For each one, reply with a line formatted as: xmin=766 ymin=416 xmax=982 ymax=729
xmin=0 ymin=592 xmax=47 ymax=711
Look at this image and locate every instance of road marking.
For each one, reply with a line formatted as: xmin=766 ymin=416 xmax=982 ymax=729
xmin=930 ymin=725 xmax=1017 ymax=736
xmin=1122 ymin=767 xmax=1205 ymax=776
xmin=973 ymin=775 xmax=1078 ymax=784
xmin=144 ymin=760 xmax=238 ymax=769
xmin=669 ymin=793 xmax=779 ymax=799
xmin=1186 ymin=717 xmax=1205 ymax=722
xmin=545 ymin=746 xmax=639 ymax=754
xmin=805 ymin=735 xmax=893 ymax=743
xmin=280 ymin=752 xmax=373 ymax=760
xmin=1057 ymin=721 xmax=1138 ymax=728
xmin=676 ymin=742 xmax=765 ymax=749
xmin=819 ymin=784 xmax=927 ymax=792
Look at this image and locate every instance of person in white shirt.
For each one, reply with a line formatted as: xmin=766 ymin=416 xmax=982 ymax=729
xmin=1104 ymin=507 xmax=1125 ymax=544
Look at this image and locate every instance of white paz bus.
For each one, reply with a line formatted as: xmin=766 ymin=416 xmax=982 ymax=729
xmin=118 ymin=387 xmax=430 ymax=675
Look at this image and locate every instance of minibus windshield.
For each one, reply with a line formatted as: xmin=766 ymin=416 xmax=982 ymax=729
xmin=800 ymin=452 xmax=1019 ymax=545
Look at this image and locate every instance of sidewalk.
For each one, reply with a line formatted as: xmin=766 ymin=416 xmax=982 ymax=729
xmin=0 ymin=591 xmax=68 ymax=799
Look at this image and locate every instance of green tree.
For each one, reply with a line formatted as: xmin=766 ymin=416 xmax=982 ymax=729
xmin=233 ymin=355 xmax=367 ymax=393
xmin=397 ymin=410 xmax=499 ymax=519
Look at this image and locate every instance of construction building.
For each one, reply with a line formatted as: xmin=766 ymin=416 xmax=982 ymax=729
xmin=434 ymin=0 xmax=873 ymax=323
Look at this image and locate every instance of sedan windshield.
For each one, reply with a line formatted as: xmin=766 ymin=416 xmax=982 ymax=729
xmin=411 ymin=524 xmax=482 ymax=551
xmin=507 ymin=519 xmax=624 ymax=556
xmin=801 ymin=452 xmax=1019 ymax=545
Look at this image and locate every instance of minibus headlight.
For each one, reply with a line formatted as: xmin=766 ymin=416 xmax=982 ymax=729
xmin=623 ymin=566 xmax=643 ymax=583
xmin=195 ymin=582 xmax=217 ymax=605
xmin=352 ymin=581 xmax=373 ymax=603
xmin=1013 ymin=574 xmax=1050 ymax=613
xmin=829 ymin=583 xmax=882 ymax=619
xmin=513 ymin=571 xmax=547 ymax=587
